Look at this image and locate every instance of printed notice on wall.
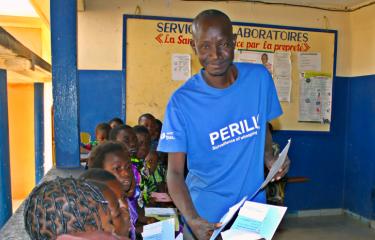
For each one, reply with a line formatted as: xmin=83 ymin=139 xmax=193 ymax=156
xmin=299 ymin=72 xmax=332 ymax=123
xmin=171 ymin=53 xmax=191 ymax=81
xmin=235 ymin=50 xmax=274 ymax=74
xmin=298 ymin=52 xmax=321 ymax=72
xmin=273 ymin=51 xmax=292 ymax=102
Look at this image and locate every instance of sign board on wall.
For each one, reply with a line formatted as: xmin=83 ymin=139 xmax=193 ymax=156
xmin=124 ymin=15 xmax=337 ymax=131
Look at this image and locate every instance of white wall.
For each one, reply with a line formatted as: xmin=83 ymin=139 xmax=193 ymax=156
xmin=43 ymin=82 xmax=53 ymax=173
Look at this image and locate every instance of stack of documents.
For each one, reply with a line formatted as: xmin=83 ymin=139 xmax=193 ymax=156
xmin=210 ymin=139 xmax=291 ymax=240
xmin=142 ymin=218 xmax=175 ymax=240
xmin=144 ymin=208 xmax=180 ymax=231
xmin=221 ymin=201 xmax=287 ymax=240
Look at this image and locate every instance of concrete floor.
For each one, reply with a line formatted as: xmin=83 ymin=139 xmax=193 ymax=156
xmin=274 ymin=215 xmax=375 ymax=240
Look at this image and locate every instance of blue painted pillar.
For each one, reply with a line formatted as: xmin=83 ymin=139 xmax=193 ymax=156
xmin=0 ymin=69 xmax=12 ymax=228
xmin=51 ymin=0 xmax=80 ymax=168
xmin=34 ymin=83 xmax=44 ymax=183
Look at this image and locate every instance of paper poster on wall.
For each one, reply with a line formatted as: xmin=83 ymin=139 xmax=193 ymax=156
xmin=299 ymin=72 xmax=332 ymax=123
xmin=298 ymin=52 xmax=321 ymax=72
xmin=235 ymin=50 xmax=274 ymax=74
xmin=171 ymin=53 xmax=191 ymax=81
xmin=273 ymin=51 xmax=292 ymax=102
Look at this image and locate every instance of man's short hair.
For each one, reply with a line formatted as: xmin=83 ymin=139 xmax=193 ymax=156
xmin=88 ymin=141 xmax=129 ymax=168
xmin=24 ymin=177 xmax=110 ymax=240
xmin=192 ymin=9 xmax=232 ymax=37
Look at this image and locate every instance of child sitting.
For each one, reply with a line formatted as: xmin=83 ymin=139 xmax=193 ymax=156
xmin=110 ymin=125 xmax=143 ymax=171
xmin=24 ymin=177 xmax=129 ymax=240
xmin=109 ymin=117 xmax=124 ymax=129
xmin=87 ymin=141 xmax=139 ymax=224
xmin=132 ymin=125 xmax=151 ymax=161
xmin=133 ymin=125 xmax=166 ymax=204
xmin=88 ymin=141 xmax=156 ymax=237
xmin=83 ymin=122 xmax=111 ymax=150
xmin=138 ymin=113 xmax=158 ymax=151
xmin=80 ymin=168 xmax=134 ymax=239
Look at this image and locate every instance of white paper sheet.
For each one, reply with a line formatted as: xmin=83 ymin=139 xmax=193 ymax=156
xmin=230 ymin=201 xmax=287 ymax=240
xmin=210 ymin=196 xmax=248 ymax=240
xmin=175 ymin=233 xmax=183 ymax=240
xmin=249 ymin=139 xmax=291 ymax=200
xmin=171 ymin=53 xmax=191 ymax=81
xmin=221 ymin=229 xmax=262 ymax=240
xmin=273 ymin=52 xmax=292 ymax=102
xmin=234 ymin=50 xmax=274 ymax=74
xmin=142 ymin=218 xmax=175 ymax=240
xmin=298 ymin=52 xmax=321 ymax=72
xmin=299 ymin=73 xmax=332 ymax=123
xmin=210 ymin=140 xmax=290 ymax=239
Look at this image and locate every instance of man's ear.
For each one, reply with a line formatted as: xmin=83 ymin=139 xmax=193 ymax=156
xmin=190 ymin=39 xmax=197 ymax=54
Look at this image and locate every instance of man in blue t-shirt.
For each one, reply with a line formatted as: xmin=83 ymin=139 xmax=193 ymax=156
xmin=157 ymin=9 xmax=290 ymax=240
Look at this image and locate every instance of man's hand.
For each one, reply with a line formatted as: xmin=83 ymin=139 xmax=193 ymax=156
xmin=264 ymin=124 xmax=290 ymax=181
xmin=265 ymin=155 xmax=291 ymax=181
xmin=188 ymin=217 xmax=222 ymax=240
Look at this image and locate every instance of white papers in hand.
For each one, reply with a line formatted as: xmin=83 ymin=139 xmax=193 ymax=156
xmin=221 ymin=229 xmax=262 ymax=240
xmin=142 ymin=218 xmax=175 ymax=240
xmin=250 ymin=139 xmax=291 ymax=200
xmin=210 ymin=196 xmax=247 ymax=240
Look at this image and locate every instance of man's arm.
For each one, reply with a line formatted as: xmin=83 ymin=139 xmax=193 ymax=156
xmin=264 ymin=125 xmax=290 ymax=180
xmin=167 ymin=152 xmax=221 ymax=240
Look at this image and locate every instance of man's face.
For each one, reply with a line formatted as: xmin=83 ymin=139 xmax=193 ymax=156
xmin=103 ymin=151 xmax=134 ymax=193
xmin=191 ymin=16 xmax=236 ymax=77
xmin=116 ymin=129 xmax=139 ymax=157
xmin=139 ymin=117 xmax=156 ymax=139
xmin=136 ymin=132 xmax=151 ymax=160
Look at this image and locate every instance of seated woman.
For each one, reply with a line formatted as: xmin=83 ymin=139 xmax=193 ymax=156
xmin=80 ymin=168 xmax=134 ymax=240
xmin=24 ymin=177 xmax=129 ymax=240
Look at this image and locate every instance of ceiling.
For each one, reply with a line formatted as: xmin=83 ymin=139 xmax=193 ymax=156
xmin=183 ymin=0 xmax=375 ymax=11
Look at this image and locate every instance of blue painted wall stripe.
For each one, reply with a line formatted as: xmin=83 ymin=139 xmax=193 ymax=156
xmin=0 ymin=69 xmax=12 ymax=228
xmin=273 ymin=77 xmax=348 ymax=211
xmin=343 ymin=74 xmax=375 ymax=219
xmin=51 ymin=0 xmax=80 ymax=168
xmin=34 ymin=83 xmax=44 ymax=183
xmin=78 ymin=70 xmax=123 ymax=136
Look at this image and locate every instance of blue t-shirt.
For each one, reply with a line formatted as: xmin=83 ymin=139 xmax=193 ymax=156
xmin=157 ymin=62 xmax=282 ymax=222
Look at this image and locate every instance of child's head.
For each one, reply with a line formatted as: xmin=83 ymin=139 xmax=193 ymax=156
xmin=24 ymin=177 xmax=127 ymax=239
xmin=80 ymin=168 xmax=125 ymax=200
xmin=132 ymin=125 xmax=151 ymax=160
xmin=109 ymin=125 xmax=139 ymax=158
xmin=261 ymin=53 xmax=269 ymax=64
xmin=88 ymin=180 xmax=129 ymax=238
xmin=80 ymin=169 xmax=131 ymax=237
xmin=95 ymin=122 xmax=111 ymax=144
xmin=138 ymin=113 xmax=157 ymax=140
xmin=88 ymin=141 xmax=136 ymax=198
xmin=109 ymin=117 xmax=124 ymax=129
